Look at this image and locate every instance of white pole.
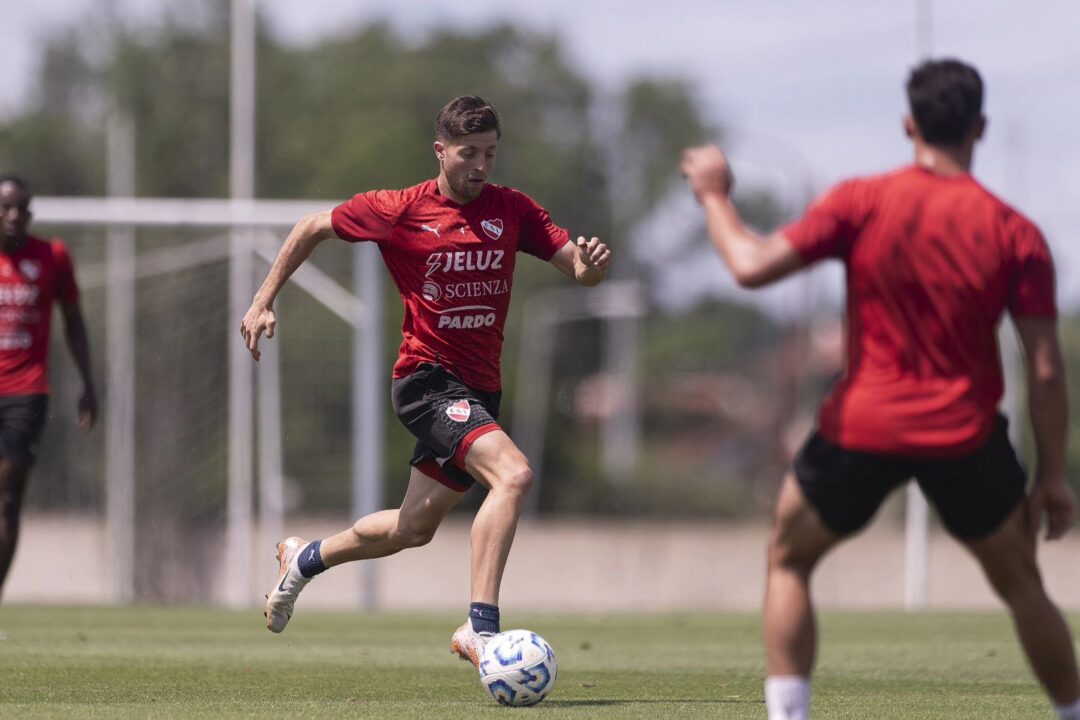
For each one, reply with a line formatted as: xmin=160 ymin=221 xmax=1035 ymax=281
xmin=256 ymin=280 xmax=285 ymax=578
xmin=513 ymin=307 xmax=557 ymax=516
xmin=915 ymin=0 xmax=933 ymax=60
xmin=601 ymin=313 xmax=640 ymax=486
xmin=230 ymin=0 xmax=255 ymax=201
xmin=905 ymin=0 xmax=933 ymax=611
xmin=353 ymin=243 xmax=383 ymax=609
xmin=104 ymin=111 xmax=136 ymax=604
xmin=226 ymin=0 xmax=256 ymax=607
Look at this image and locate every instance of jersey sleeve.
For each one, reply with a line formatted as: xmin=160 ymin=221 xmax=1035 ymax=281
xmin=51 ymin=241 xmax=79 ymax=305
xmin=779 ymin=180 xmax=866 ymax=264
xmin=330 ymin=189 xmax=402 ymax=243
xmin=1009 ymin=221 xmax=1057 ymax=318
xmin=514 ymin=191 xmax=570 ymax=260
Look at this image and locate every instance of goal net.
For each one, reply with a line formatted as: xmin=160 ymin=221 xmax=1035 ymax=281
xmin=23 ymin=197 xmax=383 ymax=607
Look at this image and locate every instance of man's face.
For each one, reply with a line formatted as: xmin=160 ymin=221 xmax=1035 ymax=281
xmin=0 ymin=182 xmax=31 ymax=242
xmin=435 ymin=130 xmax=499 ymax=203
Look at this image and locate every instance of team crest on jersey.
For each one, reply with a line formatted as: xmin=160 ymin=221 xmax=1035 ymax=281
xmin=445 ymin=400 xmax=471 ymax=423
xmin=18 ymin=259 xmax=40 ymax=281
xmin=481 ymin=218 xmax=504 ymax=241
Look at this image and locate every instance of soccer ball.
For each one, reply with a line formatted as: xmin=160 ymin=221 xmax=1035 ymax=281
xmin=478 ymin=629 xmax=558 ymax=706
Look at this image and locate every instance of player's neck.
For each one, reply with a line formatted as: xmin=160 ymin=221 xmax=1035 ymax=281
xmin=0 ymin=235 xmax=26 ymax=254
xmin=913 ymin=141 xmax=973 ymax=177
xmin=436 ymin=174 xmax=470 ymax=206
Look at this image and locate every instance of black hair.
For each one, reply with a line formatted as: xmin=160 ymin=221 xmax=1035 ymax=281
xmin=906 ymin=59 xmax=984 ymax=146
xmin=0 ymin=175 xmax=31 ymax=197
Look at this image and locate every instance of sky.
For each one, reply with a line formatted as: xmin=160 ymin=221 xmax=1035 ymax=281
xmin=5 ymin=0 xmax=1080 ymax=309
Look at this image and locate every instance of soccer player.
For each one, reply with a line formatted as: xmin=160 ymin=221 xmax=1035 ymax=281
xmin=681 ymin=59 xmax=1080 ymax=720
xmin=0 ymin=175 xmax=97 ymax=599
xmin=241 ymin=96 xmax=611 ymax=667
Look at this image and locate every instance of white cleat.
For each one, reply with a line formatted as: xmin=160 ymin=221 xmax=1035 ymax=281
xmin=264 ymin=536 xmax=311 ymax=633
xmin=450 ymin=622 xmax=493 ymax=671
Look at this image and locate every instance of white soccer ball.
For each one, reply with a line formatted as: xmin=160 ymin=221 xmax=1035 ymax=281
xmin=478 ymin=629 xmax=558 ymax=706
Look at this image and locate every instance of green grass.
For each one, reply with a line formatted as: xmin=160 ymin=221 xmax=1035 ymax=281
xmin=0 ymin=607 xmax=1067 ymax=718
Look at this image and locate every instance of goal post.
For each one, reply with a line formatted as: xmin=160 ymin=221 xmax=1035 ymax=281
xmin=34 ymin=196 xmax=382 ymax=608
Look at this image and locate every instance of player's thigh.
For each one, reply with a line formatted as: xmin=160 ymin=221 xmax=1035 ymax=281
xmin=915 ymin=415 xmax=1027 ymax=541
xmin=0 ymin=395 xmax=47 ymax=472
xmin=961 ymin=500 xmax=1041 ymax=599
xmin=461 ymin=429 xmax=531 ymax=493
xmin=770 ymin=471 xmax=841 ymax=568
xmin=398 ymin=466 xmax=466 ymax=533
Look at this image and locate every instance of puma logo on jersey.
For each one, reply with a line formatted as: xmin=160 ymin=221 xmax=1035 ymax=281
xmin=421 ymin=223 xmax=441 ymax=238
xmin=424 ymin=250 xmax=504 ymax=278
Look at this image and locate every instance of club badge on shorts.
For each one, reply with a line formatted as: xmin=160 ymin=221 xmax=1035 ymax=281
xmin=446 ymin=400 xmax=471 ymax=422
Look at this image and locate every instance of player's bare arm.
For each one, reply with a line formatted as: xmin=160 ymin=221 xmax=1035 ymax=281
xmin=550 ymin=236 xmax=611 ymax=286
xmin=680 ymin=144 xmax=803 ymax=288
xmin=60 ymin=299 xmax=97 ymax=433
xmin=241 ymin=209 xmax=338 ymax=361
xmin=1014 ymin=316 xmax=1076 ymax=540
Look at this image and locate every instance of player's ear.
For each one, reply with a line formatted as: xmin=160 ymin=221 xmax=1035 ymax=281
xmin=903 ymin=115 xmax=919 ymax=141
xmin=973 ymin=115 xmax=987 ymax=141
xmin=433 ymin=140 xmax=446 ymax=160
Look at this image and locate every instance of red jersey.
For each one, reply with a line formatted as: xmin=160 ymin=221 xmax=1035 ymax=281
xmin=0 ymin=235 xmax=80 ymax=396
xmin=782 ymin=166 xmax=1056 ymax=457
xmin=331 ymin=180 xmax=570 ymax=391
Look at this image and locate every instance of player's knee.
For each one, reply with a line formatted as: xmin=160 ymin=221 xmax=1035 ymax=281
xmin=392 ymin=522 xmax=438 ymax=549
xmin=0 ymin=489 xmax=17 ymax=517
xmin=767 ymin=530 xmax=815 ymax=575
xmin=497 ymin=463 xmax=533 ymax=497
xmin=984 ymin=554 xmax=1044 ymax=605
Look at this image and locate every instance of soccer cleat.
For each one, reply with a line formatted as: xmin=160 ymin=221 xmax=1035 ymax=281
xmin=264 ymin=536 xmax=312 ymax=633
xmin=450 ymin=621 xmax=493 ymax=671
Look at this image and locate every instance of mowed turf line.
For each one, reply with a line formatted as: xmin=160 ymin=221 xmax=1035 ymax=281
xmin=0 ymin=607 xmax=1069 ymax=719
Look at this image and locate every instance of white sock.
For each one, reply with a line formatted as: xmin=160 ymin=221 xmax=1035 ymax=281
xmin=1055 ymin=697 xmax=1080 ymax=720
xmin=765 ymin=675 xmax=810 ymax=720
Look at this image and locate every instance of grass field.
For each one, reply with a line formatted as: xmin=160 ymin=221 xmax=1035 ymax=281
xmin=0 ymin=606 xmax=1068 ymax=719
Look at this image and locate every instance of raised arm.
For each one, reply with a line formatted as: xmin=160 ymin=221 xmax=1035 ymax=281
xmin=681 ymin=145 xmax=804 ymax=288
xmin=240 ymin=209 xmax=337 ymax=360
xmin=549 ymin=236 xmax=612 ymax=287
xmin=60 ymin=299 xmax=97 ymax=433
xmin=1013 ymin=315 xmax=1075 ymax=539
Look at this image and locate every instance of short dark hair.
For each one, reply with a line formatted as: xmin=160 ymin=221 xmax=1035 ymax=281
xmin=0 ymin=175 xmax=31 ymax=197
xmin=435 ymin=96 xmax=501 ymax=142
xmin=906 ymin=59 xmax=983 ymax=146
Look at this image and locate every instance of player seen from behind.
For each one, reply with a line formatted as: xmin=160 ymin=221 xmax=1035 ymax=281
xmin=681 ymin=59 xmax=1080 ymax=720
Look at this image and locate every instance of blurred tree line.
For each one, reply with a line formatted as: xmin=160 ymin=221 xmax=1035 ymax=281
xmin=5 ymin=0 xmax=1071 ymax=546
xmin=3 ymin=1 xmax=780 ymax=533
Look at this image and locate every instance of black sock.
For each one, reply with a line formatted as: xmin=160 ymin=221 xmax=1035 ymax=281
xmin=469 ymin=602 xmax=500 ymax=634
xmin=297 ymin=540 xmax=326 ymax=578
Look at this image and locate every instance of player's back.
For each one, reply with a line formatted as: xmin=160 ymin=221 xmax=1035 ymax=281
xmin=787 ymin=166 xmax=1056 ymax=457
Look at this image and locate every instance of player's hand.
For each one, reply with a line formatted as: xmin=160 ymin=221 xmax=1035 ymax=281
xmin=576 ymin=236 xmax=612 ymax=271
xmin=240 ymin=302 xmax=276 ymax=362
xmin=1027 ymin=478 xmax=1076 ymax=540
xmin=77 ymin=385 xmax=97 ymax=434
xmin=680 ymin=144 xmax=735 ymax=203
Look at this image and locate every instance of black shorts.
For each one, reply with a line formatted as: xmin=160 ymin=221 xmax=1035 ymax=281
xmin=391 ymin=363 xmax=501 ymax=492
xmin=0 ymin=394 xmax=49 ymax=466
xmin=793 ymin=415 xmax=1027 ymax=540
